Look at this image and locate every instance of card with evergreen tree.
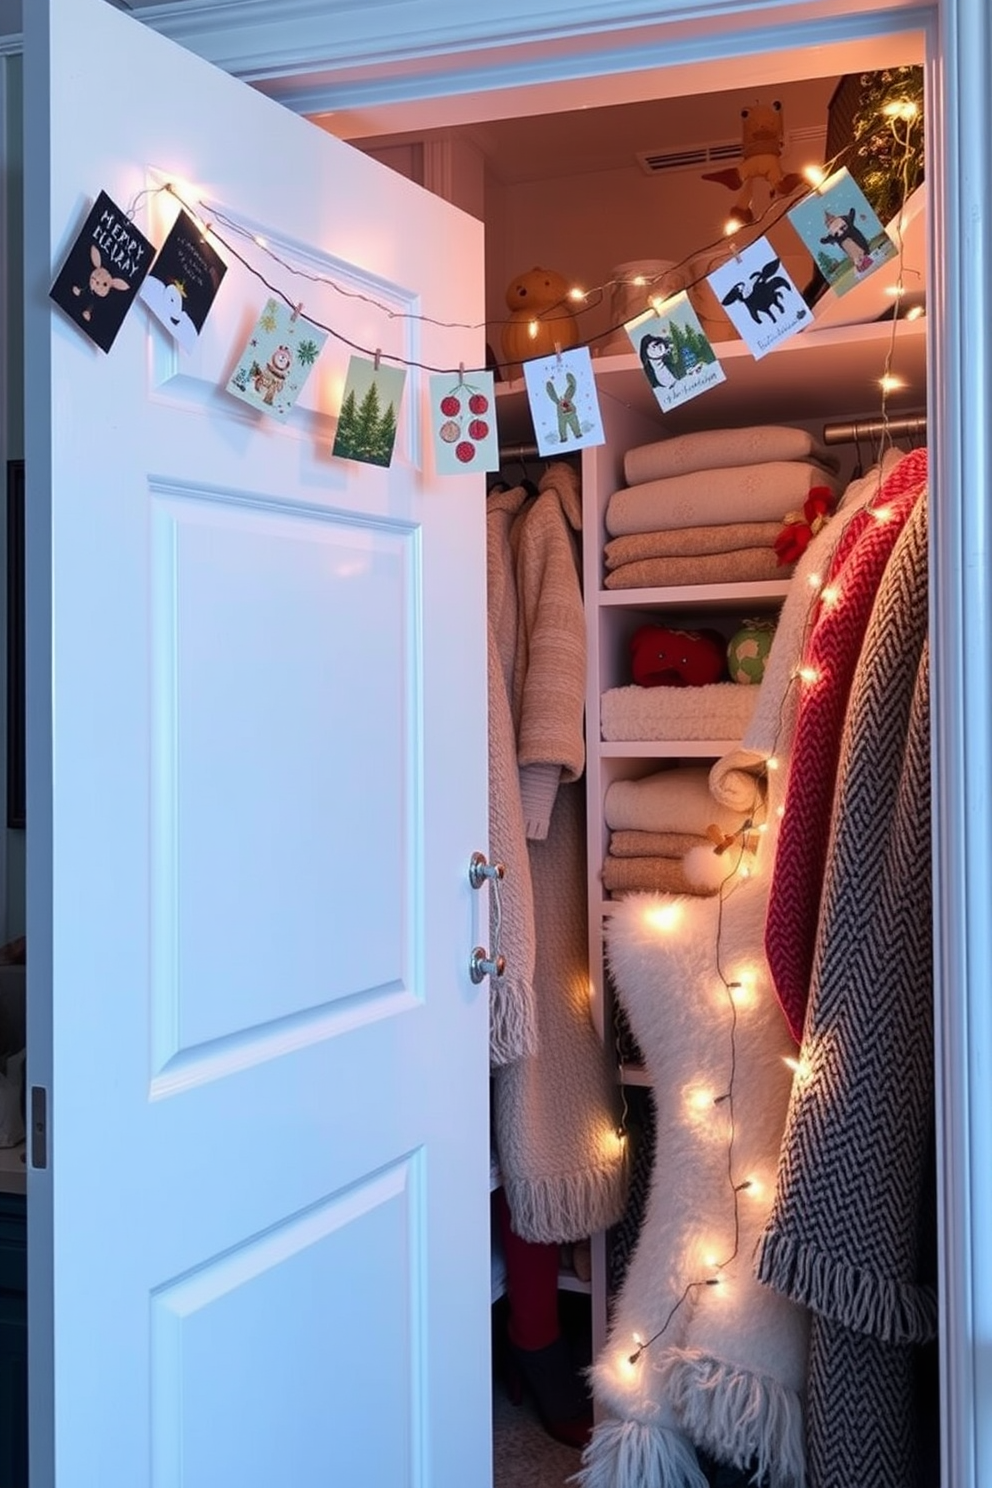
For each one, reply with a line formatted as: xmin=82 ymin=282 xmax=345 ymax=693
xmin=332 ymin=356 xmax=406 ymax=467
xmin=787 ymin=167 xmax=898 ymax=298
xmin=49 ymin=189 xmax=155 ymax=353
xmin=625 ymin=293 xmax=726 ymax=412
xmin=140 ymin=208 xmax=227 ymax=352
xmin=430 ymin=370 xmax=498 ymax=474
xmin=226 ymin=298 xmax=327 ymax=419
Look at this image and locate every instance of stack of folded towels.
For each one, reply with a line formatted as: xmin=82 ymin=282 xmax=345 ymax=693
xmin=602 ymin=765 xmax=751 ymax=898
xmin=603 ymin=423 xmax=842 ymax=590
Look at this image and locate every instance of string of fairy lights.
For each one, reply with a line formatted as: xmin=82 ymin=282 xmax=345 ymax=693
xmin=119 ymin=96 xmax=922 ymax=415
xmin=603 ymin=90 xmax=923 ymax=1377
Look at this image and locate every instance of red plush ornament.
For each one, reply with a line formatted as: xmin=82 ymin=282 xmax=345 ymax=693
xmin=774 ymin=485 xmax=836 ymax=566
xmin=629 ymin=624 xmax=727 ymax=688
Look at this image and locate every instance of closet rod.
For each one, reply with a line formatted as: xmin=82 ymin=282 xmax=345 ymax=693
xmin=822 ymin=413 xmax=927 ymax=446
xmin=497 ymin=440 xmax=540 ymax=463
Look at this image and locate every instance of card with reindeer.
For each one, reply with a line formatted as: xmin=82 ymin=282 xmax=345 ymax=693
xmin=49 ymin=190 xmax=155 ymax=353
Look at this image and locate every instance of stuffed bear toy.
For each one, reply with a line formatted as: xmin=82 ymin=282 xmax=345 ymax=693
xmin=702 ymin=100 xmax=804 ymax=227
xmin=629 ymin=624 xmax=727 ymax=688
xmin=500 ymin=266 xmax=580 ymax=374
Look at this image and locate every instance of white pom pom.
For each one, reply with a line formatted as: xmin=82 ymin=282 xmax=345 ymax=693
xmin=683 ymin=843 xmax=731 ymax=893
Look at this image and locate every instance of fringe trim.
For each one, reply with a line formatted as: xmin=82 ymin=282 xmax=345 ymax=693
xmin=489 ymin=973 xmax=539 ymax=1068
xmin=501 ymin=1156 xmax=629 ymax=1245
xmin=571 ymin=1418 xmax=708 ymax=1488
xmin=663 ymin=1350 xmax=806 ymax=1488
xmin=755 ymin=1230 xmax=938 ymax=1345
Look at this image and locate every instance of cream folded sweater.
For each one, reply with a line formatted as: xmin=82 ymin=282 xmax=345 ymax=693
xmin=623 ymin=424 xmax=840 ymax=487
xmin=605 ymin=461 xmax=841 ymax=537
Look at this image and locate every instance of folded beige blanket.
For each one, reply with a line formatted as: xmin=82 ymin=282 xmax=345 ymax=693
xmin=601 ymin=681 xmax=761 ymax=742
xmin=604 ymin=520 xmax=783 ymax=570
xmin=604 ymin=548 xmax=789 ymax=590
xmin=605 ymin=461 xmax=842 ymax=537
xmin=605 ymin=765 xmax=749 ymax=835
xmin=609 ymin=828 xmax=712 ymax=858
xmin=602 ymin=854 xmax=719 ymax=897
xmin=623 ymin=424 xmax=840 ymax=487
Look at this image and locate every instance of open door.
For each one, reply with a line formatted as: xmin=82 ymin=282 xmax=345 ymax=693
xmin=22 ymin=1 xmax=492 ymax=1483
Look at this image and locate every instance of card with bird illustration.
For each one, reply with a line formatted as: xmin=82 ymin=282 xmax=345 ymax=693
xmin=705 ymin=235 xmax=809 ymax=359
xmin=625 ymin=293 xmax=726 ymax=412
xmin=787 ymin=168 xmax=899 ymax=299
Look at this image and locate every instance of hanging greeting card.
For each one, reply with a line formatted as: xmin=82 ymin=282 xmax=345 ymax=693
xmin=522 ymin=346 xmax=605 ymax=457
xmin=140 ymin=208 xmax=227 ymax=351
xmin=226 ymin=298 xmax=327 ymax=420
xmin=625 ymin=293 xmax=725 ymax=412
xmin=787 ymin=168 xmax=899 ymax=298
xmin=332 ymin=356 xmax=407 ymax=467
xmin=49 ymin=190 xmax=155 ymax=353
xmin=430 ymin=370 xmax=499 ymax=474
xmin=705 ymin=237 xmax=810 ymax=360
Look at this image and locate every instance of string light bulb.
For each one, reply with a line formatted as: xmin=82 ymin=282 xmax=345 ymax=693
xmin=803 ymin=164 xmax=828 ymax=188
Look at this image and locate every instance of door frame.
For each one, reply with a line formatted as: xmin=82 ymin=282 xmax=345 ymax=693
xmin=14 ymin=0 xmax=992 ymax=1482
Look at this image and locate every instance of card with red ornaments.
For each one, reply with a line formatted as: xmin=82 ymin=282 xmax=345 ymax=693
xmin=430 ymin=371 xmax=499 ymax=474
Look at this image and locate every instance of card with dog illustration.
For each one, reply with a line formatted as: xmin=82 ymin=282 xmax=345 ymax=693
xmin=49 ymin=190 xmax=155 ymax=353
xmin=226 ymin=299 xmax=327 ymax=420
xmin=522 ymin=346 xmax=605 ymax=456
xmin=787 ymin=168 xmax=898 ymax=298
xmin=140 ymin=209 xmax=228 ymax=352
xmin=705 ymin=236 xmax=809 ymax=359
xmin=625 ymin=293 xmax=725 ymax=412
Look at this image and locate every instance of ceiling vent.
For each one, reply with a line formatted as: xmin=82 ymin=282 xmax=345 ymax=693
xmin=636 ymin=126 xmax=825 ymax=178
xmin=637 ymin=138 xmax=742 ymax=176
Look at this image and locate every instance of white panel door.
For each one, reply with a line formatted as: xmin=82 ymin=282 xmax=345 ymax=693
xmin=22 ymin=2 xmax=491 ymax=1485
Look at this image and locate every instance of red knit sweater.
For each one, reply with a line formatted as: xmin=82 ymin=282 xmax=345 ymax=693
xmin=764 ymin=447 xmax=929 ymax=1042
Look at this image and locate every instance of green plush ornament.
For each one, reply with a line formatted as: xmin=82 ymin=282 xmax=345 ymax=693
xmin=727 ymin=618 xmax=776 ymax=685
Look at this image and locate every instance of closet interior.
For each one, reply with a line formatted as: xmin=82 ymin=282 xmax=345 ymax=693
xmin=347 ymin=24 xmax=934 ymax=1488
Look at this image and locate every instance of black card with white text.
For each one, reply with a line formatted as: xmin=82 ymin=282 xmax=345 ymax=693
xmin=141 ymin=209 xmax=228 ymax=352
xmin=49 ymin=190 xmax=155 ymax=353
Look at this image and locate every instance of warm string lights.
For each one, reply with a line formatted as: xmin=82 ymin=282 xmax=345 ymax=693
xmin=620 ymin=799 xmax=767 ymax=1371
xmin=119 ymin=132 xmax=914 ymax=383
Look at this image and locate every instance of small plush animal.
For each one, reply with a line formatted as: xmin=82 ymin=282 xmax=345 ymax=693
xmin=629 ymin=624 xmax=727 ymax=688
xmin=702 ymin=100 xmax=804 ymax=227
xmin=72 ymin=243 xmax=129 ymax=322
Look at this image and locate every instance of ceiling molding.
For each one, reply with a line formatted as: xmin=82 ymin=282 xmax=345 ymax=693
xmin=1 ymin=0 xmax=929 ymax=112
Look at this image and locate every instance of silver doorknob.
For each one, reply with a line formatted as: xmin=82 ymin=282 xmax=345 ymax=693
xmin=469 ymin=946 xmax=506 ymax=984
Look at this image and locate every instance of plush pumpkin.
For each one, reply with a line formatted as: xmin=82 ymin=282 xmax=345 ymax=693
xmin=500 ymin=265 xmax=580 ymax=371
xmin=629 ymin=624 xmax=727 ymax=688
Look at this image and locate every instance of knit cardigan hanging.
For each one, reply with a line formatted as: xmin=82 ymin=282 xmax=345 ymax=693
xmin=764 ymin=447 xmax=929 ymax=1043
xmin=489 ymin=463 xmax=628 ymax=1243
xmin=756 ymin=488 xmax=936 ymax=1488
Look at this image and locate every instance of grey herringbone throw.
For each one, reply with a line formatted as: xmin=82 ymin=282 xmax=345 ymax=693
xmin=756 ymin=486 xmax=936 ymax=1487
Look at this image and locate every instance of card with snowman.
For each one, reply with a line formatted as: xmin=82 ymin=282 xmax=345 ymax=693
xmin=430 ymin=371 xmax=499 ymax=474
xmin=226 ymin=298 xmax=327 ymax=419
xmin=140 ymin=208 xmax=227 ymax=352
